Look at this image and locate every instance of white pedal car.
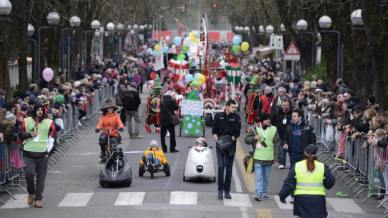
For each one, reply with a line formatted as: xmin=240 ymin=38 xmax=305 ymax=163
xmin=183 ymin=138 xmax=216 ymax=182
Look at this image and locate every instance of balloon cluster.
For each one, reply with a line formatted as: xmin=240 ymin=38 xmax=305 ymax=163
xmin=172 ymin=31 xmax=199 ymax=54
xmin=231 ymin=35 xmax=249 ymax=54
xmin=184 ymin=72 xmax=206 ymax=87
xmin=147 ymin=43 xmax=170 ymax=57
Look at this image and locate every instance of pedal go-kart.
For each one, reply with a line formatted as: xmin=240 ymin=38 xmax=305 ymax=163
xmin=183 ymin=138 xmax=216 ymax=182
xmin=138 ymin=145 xmax=170 ymax=179
xmin=99 ymin=133 xmax=132 ymax=187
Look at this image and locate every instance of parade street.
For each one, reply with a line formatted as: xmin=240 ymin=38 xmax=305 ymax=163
xmin=0 ymin=90 xmax=384 ymax=218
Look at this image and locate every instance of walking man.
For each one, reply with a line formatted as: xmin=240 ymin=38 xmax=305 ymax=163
xmin=21 ymin=102 xmax=56 ymax=208
xmin=160 ymin=91 xmax=179 ymax=153
xmin=212 ymin=100 xmax=241 ymax=200
xmin=245 ymin=113 xmax=279 ymax=201
xmin=283 ymin=108 xmax=316 ymax=167
xmin=122 ymin=82 xmax=142 ymax=139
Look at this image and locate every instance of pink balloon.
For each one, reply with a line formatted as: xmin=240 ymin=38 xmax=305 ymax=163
xmin=42 ymin=67 xmax=54 ymax=82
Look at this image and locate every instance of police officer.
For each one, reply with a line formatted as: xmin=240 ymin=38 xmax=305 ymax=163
xmin=278 ymin=144 xmax=335 ymax=218
xmin=212 ymin=99 xmax=241 ymax=200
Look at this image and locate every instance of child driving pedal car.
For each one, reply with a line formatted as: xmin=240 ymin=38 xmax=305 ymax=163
xmin=143 ymin=140 xmax=167 ymax=167
xmin=95 ymin=98 xmax=124 ymax=162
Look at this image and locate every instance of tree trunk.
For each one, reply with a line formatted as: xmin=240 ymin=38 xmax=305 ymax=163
xmin=0 ymin=22 xmax=11 ymax=98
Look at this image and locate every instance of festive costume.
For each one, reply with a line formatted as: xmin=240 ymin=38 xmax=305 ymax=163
xmin=145 ymin=77 xmax=162 ymax=133
xmin=245 ymin=75 xmax=261 ymax=125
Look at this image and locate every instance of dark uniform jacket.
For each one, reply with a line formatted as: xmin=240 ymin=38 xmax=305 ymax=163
xmin=160 ymin=95 xmax=179 ymax=127
xmin=284 ymin=121 xmax=316 ymax=154
xmin=278 ymin=162 xmax=335 ymax=218
xmin=212 ymin=112 xmax=241 ymax=156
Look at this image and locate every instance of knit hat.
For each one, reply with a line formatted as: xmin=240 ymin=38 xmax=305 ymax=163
xmin=100 ymin=97 xmax=118 ymax=111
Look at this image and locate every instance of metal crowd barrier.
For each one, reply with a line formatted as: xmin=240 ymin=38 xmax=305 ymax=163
xmin=0 ymin=85 xmax=114 ymax=204
xmin=308 ymin=111 xmax=384 ymax=204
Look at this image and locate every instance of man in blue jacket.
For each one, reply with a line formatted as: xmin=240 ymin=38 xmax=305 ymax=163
xmin=283 ymin=108 xmax=316 ymax=167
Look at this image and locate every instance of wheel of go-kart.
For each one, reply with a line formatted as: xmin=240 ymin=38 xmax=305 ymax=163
xmin=149 ymin=165 xmax=155 ymax=179
xmin=150 ymin=171 xmax=154 ymax=179
xmin=139 ymin=165 xmax=145 ymax=177
xmin=163 ymin=163 xmax=170 ymax=177
xmin=183 ymin=172 xmax=186 ymax=182
xmin=124 ymin=170 xmax=132 ymax=187
xmin=99 ymin=180 xmax=107 ymax=187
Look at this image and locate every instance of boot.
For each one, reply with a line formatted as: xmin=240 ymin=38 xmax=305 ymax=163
xmin=35 ymin=200 xmax=43 ymax=208
xmin=27 ymin=194 xmax=34 ymax=206
xmin=145 ymin=124 xmax=152 ymax=133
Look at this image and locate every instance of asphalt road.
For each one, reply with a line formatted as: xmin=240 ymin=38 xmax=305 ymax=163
xmin=0 ymin=90 xmax=385 ymax=218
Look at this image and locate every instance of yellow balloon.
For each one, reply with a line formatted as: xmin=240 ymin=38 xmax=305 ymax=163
xmin=198 ymin=74 xmax=206 ymax=84
xmin=154 ymin=44 xmax=161 ymax=52
xmin=241 ymin=42 xmax=250 ymax=52
xmin=189 ymin=32 xmax=197 ymax=41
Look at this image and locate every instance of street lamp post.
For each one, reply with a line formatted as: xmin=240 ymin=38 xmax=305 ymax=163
xmin=106 ymin=22 xmax=115 ymax=61
xmin=38 ymin=11 xmax=60 ymax=82
xmin=28 ymin=24 xmax=38 ymax=79
xmin=318 ymin=15 xmax=342 ymax=79
xmin=116 ymin=23 xmax=125 ymax=63
xmin=0 ymin=0 xmax=12 ymax=95
xmin=83 ymin=19 xmax=100 ymax=71
xmin=61 ymin=15 xmax=81 ymax=80
xmin=296 ymin=19 xmax=315 ymax=69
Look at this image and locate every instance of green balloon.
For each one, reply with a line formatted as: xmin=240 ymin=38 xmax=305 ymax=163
xmin=232 ymin=44 xmax=241 ymax=54
xmin=177 ymin=54 xmax=185 ymax=61
xmin=182 ymin=45 xmax=189 ymax=53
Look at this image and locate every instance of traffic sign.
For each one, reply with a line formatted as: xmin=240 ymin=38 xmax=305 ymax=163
xmin=270 ymin=34 xmax=284 ymax=50
xmin=284 ymin=42 xmax=300 ymax=61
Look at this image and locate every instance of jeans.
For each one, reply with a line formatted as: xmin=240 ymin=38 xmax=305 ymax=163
xmin=254 ymin=163 xmax=272 ymax=197
xmin=24 ymin=156 xmax=49 ymax=200
xmin=146 ymin=153 xmax=160 ymax=165
xmin=125 ymin=110 xmax=141 ymax=136
xmin=216 ymin=148 xmax=235 ymax=193
xmin=290 ymin=152 xmax=305 ymax=167
xmin=160 ymin=124 xmax=176 ymax=151
xmin=278 ymin=139 xmax=287 ymax=166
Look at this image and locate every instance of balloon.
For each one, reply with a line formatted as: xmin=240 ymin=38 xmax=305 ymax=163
xmin=197 ymin=74 xmax=206 ymax=84
xmin=189 ymin=32 xmax=197 ymax=41
xmin=232 ymin=44 xmax=241 ymax=54
xmin=190 ymin=81 xmax=200 ymax=88
xmin=183 ymin=37 xmax=191 ymax=46
xmin=185 ymin=74 xmax=194 ymax=83
xmin=241 ymin=42 xmax=249 ymax=52
xmin=182 ymin=45 xmax=189 ymax=53
xmin=42 ymin=67 xmax=54 ymax=82
xmin=147 ymin=48 xmax=153 ymax=54
xmin=173 ymin=37 xmax=182 ymax=46
xmin=150 ymin=72 xmax=156 ymax=80
xmin=177 ymin=53 xmax=185 ymax=61
xmin=154 ymin=44 xmax=161 ymax=52
xmin=232 ymin=35 xmax=242 ymax=45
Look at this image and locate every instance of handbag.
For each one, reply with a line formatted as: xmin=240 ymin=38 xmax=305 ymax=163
xmin=161 ymin=100 xmax=180 ymax=126
xmin=216 ymin=135 xmax=234 ymax=151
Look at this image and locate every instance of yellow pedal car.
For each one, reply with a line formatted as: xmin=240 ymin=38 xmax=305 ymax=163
xmin=139 ymin=140 xmax=170 ymax=178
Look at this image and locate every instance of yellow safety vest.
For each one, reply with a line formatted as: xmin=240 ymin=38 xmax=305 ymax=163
xmin=23 ymin=117 xmax=52 ymax=153
xmin=294 ymin=160 xmax=325 ymax=196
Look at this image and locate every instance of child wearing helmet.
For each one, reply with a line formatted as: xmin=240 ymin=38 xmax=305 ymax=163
xmin=194 ymin=137 xmax=208 ymax=147
xmin=143 ymin=140 xmax=168 ymax=166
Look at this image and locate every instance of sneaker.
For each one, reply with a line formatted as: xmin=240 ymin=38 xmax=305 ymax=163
xmin=27 ymin=194 xmax=34 ymax=206
xmin=254 ymin=195 xmax=263 ymax=201
xmin=134 ymin=135 xmax=143 ymax=139
xmin=35 ymin=200 xmax=43 ymax=208
xmin=262 ymin=194 xmax=269 ymax=200
xmin=279 ymin=165 xmax=285 ymax=169
xmin=170 ymin=149 xmax=179 ymax=153
xmin=166 ymin=132 xmax=170 ymax=137
xmin=78 ymin=121 xmax=83 ymax=126
xmin=289 ymin=197 xmax=294 ymax=204
xmin=224 ymin=193 xmax=232 ymax=199
xmin=217 ymin=192 xmax=223 ymax=200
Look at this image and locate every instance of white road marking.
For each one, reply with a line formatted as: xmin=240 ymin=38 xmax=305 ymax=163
xmin=232 ymin=162 xmax=243 ymax=193
xmin=224 ymin=193 xmax=252 ymax=208
xmin=169 ymin=191 xmax=198 ymax=205
xmin=58 ymin=193 xmax=94 ymax=207
xmin=48 ymin=170 xmax=66 ymax=174
xmin=1 ymin=194 xmax=29 ymax=209
xmin=273 ymin=195 xmax=293 ymax=210
xmin=327 ymin=198 xmax=365 ymax=214
xmin=123 ymin=151 xmax=144 ymax=154
xmin=114 ymin=192 xmax=145 ymax=206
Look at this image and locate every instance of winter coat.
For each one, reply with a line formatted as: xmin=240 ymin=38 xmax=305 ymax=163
xmin=278 ymin=162 xmax=335 ymax=218
xmin=284 ymin=121 xmax=316 ymax=154
xmin=96 ymin=112 xmax=124 ymax=137
xmin=160 ymin=95 xmax=179 ymax=127
xmin=270 ymin=108 xmax=292 ymax=140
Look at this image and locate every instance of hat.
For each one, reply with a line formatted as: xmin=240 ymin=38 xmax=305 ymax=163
xmin=130 ymin=82 xmax=138 ymax=88
xmin=149 ymin=140 xmax=158 ymax=147
xmin=100 ymin=97 xmax=119 ymax=111
xmin=258 ymin=113 xmax=270 ymax=122
xmin=305 ymin=144 xmax=318 ymax=156
xmin=315 ymin=89 xmax=323 ymax=93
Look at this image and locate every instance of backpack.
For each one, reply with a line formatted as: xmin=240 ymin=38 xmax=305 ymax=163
xmin=121 ymin=91 xmax=136 ymax=111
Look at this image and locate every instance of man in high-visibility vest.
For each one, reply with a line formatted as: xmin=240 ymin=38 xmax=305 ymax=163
xmin=278 ymin=144 xmax=335 ymax=218
xmin=20 ymin=102 xmax=56 ymax=208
